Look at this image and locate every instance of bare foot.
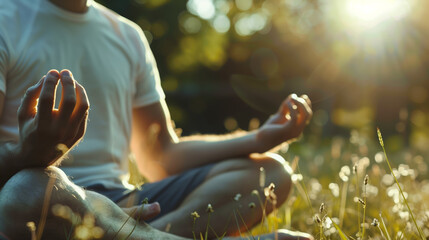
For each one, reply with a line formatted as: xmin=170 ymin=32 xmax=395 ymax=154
xmin=223 ymin=229 xmax=313 ymax=240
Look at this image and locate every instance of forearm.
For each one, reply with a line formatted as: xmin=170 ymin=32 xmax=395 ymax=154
xmin=0 ymin=142 xmax=22 ymax=187
xmin=160 ymin=130 xmax=264 ymax=175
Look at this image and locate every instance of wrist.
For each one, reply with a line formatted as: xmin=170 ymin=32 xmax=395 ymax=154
xmin=0 ymin=142 xmax=25 ymax=186
xmin=7 ymin=142 xmax=26 ymax=171
xmin=250 ymin=130 xmax=270 ymax=153
xmin=255 ymin=128 xmax=287 ymax=153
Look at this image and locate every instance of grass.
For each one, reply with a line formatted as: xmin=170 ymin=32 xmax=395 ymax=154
xmin=16 ymin=128 xmax=429 ymax=239
xmin=266 ymin=128 xmax=429 ymax=239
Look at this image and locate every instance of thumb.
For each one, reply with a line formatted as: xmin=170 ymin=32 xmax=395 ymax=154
xmin=17 ymin=77 xmax=44 ymax=123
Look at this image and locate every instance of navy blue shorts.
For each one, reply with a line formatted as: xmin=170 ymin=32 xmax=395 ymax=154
xmin=86 ymin=164 xmax=214 ymax=222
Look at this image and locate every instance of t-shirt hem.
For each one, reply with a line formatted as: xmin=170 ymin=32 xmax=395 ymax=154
xmin=133 ymin=93 xmax=165 ymax=108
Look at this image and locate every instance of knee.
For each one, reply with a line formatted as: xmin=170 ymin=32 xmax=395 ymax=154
xmin=0 ymin=167 xmax=58 ymax=221
xmin=259 ymin=153 xmax=292 ymax=181
xmin=0 ymin=167 xmax=80 ymax=239
xmin=230 ymin=153 xmax=292 ymax=185
xmin=207 ymin=153 xmax=292 ymax=202
xmin=0 ymin=167 xmax=70 ymax=207
xmin=255 ymin=153 xmax=293 ymax=201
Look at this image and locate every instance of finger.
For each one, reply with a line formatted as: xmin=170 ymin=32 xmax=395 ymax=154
xmin=64 ymin=82 xmax=89 ymax=147
xmin=283 ymin=102 xmax=298 ymax=129
xmin=290 ymin=95 xmax=312 ymax=125
xmin=58 ymin=70 xmax=77 ymax=124
xmin=72 ymin=82 xmax=90 ymax=120
xmin=37 ymin=70 xmax=60 ymax=124
xmin=300 ymin=94 xmax=312 ymax=109
xmin=289 ymin=101 xmax=298 ymax=122
xmin=278 ymin=94 xmax=294 ymax=115
xmin=17 ymin=76 xmax=44 ymax=122
xmin=66 ymin=110 xmax=88 ymax=148
xmin=299 ymin=95 xmax=313 ymax=124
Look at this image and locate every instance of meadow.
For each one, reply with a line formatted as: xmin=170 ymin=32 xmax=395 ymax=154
xmin=245 ymin=128 xmax=429 ymax=240
xmin=21 ymin=126 xmax=429 ymax=240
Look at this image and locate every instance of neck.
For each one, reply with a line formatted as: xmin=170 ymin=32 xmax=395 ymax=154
xmin=48 ymin=0 xmax=89 ymax=13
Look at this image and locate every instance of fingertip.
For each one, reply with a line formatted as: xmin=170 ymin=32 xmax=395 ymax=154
xmin=60 ymin=69 xmax=73 ymax=78
xmin=47 ymin=69 xmax=60 ymax=78
xmin=300 ymin=94 xmax=312 ymax=106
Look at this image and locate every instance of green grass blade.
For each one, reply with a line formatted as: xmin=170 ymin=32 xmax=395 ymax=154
xmin=377 ymin=128 xmax=424 ymax=239
xmin=330 ymin=217 xmax=349 ymax=240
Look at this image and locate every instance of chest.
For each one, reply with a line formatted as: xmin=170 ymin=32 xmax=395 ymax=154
xmin=7 ymin=23 xmax=136 ymax=102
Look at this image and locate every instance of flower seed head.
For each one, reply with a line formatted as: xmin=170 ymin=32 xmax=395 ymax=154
xmin=248 ymin=202 xmax=256 ymax=209
xmin=264 ymin=183 xmax=276 ymax=198
xmin=268 ymin=183 xmax=275 ymax=191
xmin=314 ymin=215 xmax=322 ymax=224
xmin=377 ymin=128 xmax=384 ymax=147
xmin=364 ymin=175 xmax=369 ymax=185
xmin=371 ymin=218 xmax=379 ymax=227
xmin=26 ymin=222 xmax=36 ymax=232
xmin=319 ymin=203 xmax=325 ymax=213
xmin=191 ymin=211 xmax=200 ymax=219
xmin=234 ymin=193 xmax=242 ymax=202
xmin=206 ymin=204 xmax=214 ymax=213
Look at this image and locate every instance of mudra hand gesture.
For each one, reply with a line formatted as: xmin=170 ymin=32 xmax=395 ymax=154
xmin=16 ymin=69 xmax=89 ymax=168
xmin=257 ymin=94 xmax=312 ymax=152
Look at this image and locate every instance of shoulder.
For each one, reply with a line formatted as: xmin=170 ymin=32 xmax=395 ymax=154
xmin=0 ymin=0 xmax=21 ymax=59
xmin=0 ymin=0 xmax=35 ymax=22
xmin=0 ymin=0 xmax=37 ymax=48
xmin=93 ymin=2 xmax=144 ymax=41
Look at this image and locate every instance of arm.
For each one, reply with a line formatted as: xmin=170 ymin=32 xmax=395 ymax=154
xmin=0 ymin=92 xmax=22 ymax=186
xmin=0 ymin=70 xmax=89 ymax=187
xmin=131 ymin=94 xmax=312 ymax=182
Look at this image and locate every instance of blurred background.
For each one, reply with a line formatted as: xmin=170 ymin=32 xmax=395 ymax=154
xmin=96 ymin=0 xmax=429 ymax=156
xmin=96 ymin=0 xmax=429 ymax=234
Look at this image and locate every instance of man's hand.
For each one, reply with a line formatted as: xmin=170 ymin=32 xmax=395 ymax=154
xmin=16 ymin=69 xmax=89 ymax=168
xmin=256 ymin=94 xmax=312 ymax=152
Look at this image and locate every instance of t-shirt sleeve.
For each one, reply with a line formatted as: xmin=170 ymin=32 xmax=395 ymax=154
xmin=0 ymin=36 xmax=8 ymax=95
xmin=131 ymin=26 xmax=165 ymax=108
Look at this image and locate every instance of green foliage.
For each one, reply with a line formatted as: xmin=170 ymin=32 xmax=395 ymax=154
xmin=94 ymin=0 xmax=429 ymax=150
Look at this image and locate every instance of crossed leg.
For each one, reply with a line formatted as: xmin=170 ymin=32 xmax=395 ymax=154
xmin=0 ymin=160 xmax=312 ymax=240
xmin=0 ymin=167 xmax=183 ymax=240
xmin=143 ymin=153 xmax=312 ymax=239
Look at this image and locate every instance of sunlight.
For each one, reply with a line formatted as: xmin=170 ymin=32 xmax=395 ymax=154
xmin=187 ymin=0 xmax=215 ymax=20
xmin=345 ymin=0 xmax=410 ymax=30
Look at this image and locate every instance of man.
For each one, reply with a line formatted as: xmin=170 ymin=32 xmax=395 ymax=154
xmin=0 ymin=0 xmax=313 ymax=239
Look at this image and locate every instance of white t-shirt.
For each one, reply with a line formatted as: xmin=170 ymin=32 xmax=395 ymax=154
xmin=0 ymin=0 xmax=165 ymax=189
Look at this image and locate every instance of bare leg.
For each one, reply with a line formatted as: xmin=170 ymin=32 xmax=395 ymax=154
xmin=150 ymin=153 xmax=310 ymax=239
xmin=0 ymin=167 xmax=184 ymax=240
xmin=0 ymin=166 xmax=311 ymax=240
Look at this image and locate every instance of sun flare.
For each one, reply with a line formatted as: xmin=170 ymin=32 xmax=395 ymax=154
xmin=345 ymin=0 xmax=410 ymax=30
